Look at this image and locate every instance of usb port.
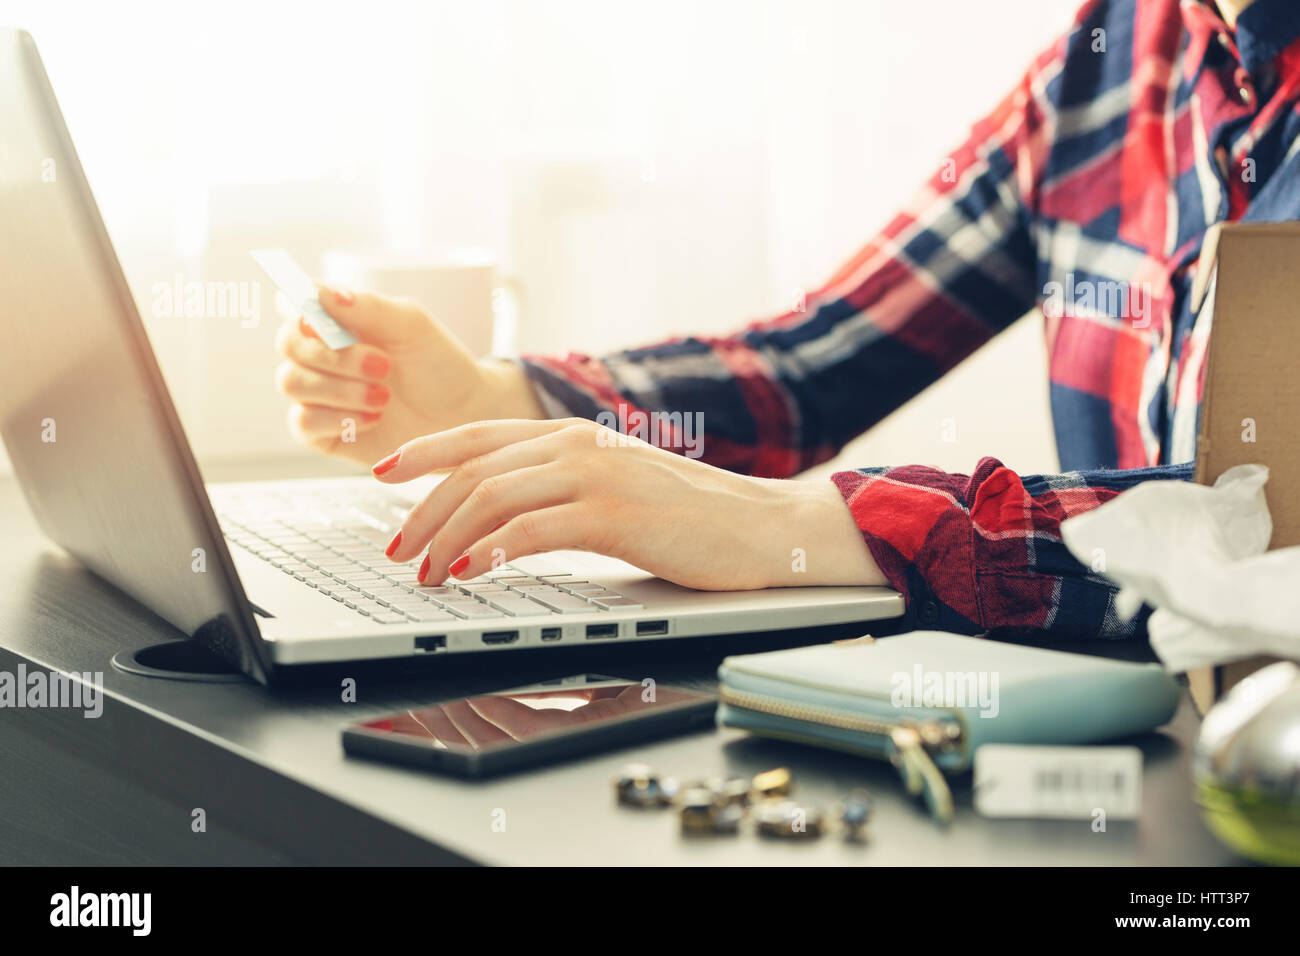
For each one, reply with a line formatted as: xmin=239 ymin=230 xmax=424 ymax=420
xmin=636 ymin=620 xmax=669 ymax=637
xmin=414 ymin=635 xmax=446 ymax=653
xmin=585 ymin=623 xmax=618 ymax=640
xmin=540 ymin=627 xmax=563 ymax=642
xmin=481 ymin=630 xmax=519 ymax=645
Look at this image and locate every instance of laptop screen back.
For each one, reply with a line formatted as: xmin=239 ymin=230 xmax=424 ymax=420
xmin=0 ymin=30 xmax=268 ymax=681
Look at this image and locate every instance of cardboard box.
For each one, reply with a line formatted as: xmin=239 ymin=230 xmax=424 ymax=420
xmin=1187 ymin=222 xmax=1300 ymax=713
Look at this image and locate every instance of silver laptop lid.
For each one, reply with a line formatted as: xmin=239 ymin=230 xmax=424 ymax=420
xmin=0 ymin=30 xmax=270 ymax=682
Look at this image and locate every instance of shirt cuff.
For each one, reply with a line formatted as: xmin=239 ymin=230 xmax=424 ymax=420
xmin=830 ymin=467 xmax=983 ymax=635
xmin=514 ymin=357 xmax=587 ymax=420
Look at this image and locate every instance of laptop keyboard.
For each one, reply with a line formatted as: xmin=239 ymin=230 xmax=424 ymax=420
xmin=215 ymin=489 xmax=644 ymax=625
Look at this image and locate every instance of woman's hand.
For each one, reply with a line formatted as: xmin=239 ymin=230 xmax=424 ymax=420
xmin=274 ymin=287 xmax=543 ymax=466
xmin=371 ymin=418 xmax=886 ymax=591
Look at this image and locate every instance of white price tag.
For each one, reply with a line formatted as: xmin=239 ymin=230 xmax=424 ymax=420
xmin=973 ymin=745 xmax=1142 ymax=820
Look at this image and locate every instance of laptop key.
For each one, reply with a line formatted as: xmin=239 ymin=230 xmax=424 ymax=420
xmin=485 ymin=596 xmax=556 ymax=617
xmin=388 ymin=573 xmax=428 ymax=585
xmin=531 ymin=592 xmax=598 ymax=613
xmin=590 ymin=596 xmax=645 ymax=609
xmin=443 ymin=602 xmax=505 ymax=619
xmin=314 ymin=560 xmax=360 ymax=572
xmin=407 ymin=610 xmax=457 ymax=623
xmin=371 ymin=612 xmax=410 ymax=624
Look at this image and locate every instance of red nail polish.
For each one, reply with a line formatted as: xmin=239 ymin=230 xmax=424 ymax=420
xmin=361 ymin=411 xmax=382 ymax=422
xmin=298 ymin=316 xmax=320 ymax=340
xmin=385 ymin=530 xmax=402 ymax=558
xmin=372 ymin=451 xmax=400 ymax=476
xmin=418 ymin=554 xmax=431 ymax=583
xmin=448 ymin=554 xmax=471 ymax=578
xmin=365 ymin=382 xmax=390 ymax=407
xmin=361 ymin=353 xmax=390 ymax=379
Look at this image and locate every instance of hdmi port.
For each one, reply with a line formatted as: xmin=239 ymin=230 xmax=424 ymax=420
xmin=481 ymin=630 xmax=519 ymax=645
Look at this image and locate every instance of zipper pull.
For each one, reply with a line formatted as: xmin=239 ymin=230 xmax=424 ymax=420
xmin=889 ymin=725 xmax=954 ymax=825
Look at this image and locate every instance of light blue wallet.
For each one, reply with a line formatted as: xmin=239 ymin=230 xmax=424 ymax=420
xmin=717 ymin=631 xmax=1181 ymax=821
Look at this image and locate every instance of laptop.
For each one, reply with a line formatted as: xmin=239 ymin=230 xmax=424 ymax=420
xmin=0 ymin=29 xmax=904 ymax=684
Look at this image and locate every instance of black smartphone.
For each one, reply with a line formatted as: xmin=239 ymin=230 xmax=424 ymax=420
xmin=342 ymin=674 xmax=717 ymax=777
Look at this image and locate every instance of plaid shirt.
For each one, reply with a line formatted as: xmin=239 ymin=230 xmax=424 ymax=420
xmin=521 ymin=0 xmax=1300 ymax=640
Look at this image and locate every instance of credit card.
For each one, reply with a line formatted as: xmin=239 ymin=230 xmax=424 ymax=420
xmin=250 ymin=248 xmax=358 ymax=349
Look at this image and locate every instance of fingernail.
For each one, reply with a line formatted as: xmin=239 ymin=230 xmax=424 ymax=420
xmin=321 ymin=285 xmax=355 ymax=306
xmin=448 ymin=554 xmax=471 ymax=578
xmin=360 ymin=411 xmax=382 ymax=422
xmin=361 ymin=353 xmax=390 ymax=379
xmin=298 ymin=316 xmax=320 ymax=340
xmin=385 ymin=530 xmax=402 ymax=558
xmin=365 ymin=383 xmax=390 ymax=407
xmin=418 ymin=553 xmax=431 ymax=584
xmin=372 ymin=451 xmax=400 ymax=476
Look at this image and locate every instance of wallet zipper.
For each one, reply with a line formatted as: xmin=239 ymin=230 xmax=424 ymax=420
xmin=718 ymin=685 xmax=960 ymax=823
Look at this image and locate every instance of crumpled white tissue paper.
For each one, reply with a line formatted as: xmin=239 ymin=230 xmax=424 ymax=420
xmin=1059 ymin=464 xmax=1300 ymax=672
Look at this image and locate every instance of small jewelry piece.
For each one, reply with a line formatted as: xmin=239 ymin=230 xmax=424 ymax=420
xmin=614 ymin=763 xmax=679 ymax=808
xmin=836 ymin=788 xmax=873 ymax=842
xmin=751 ymin=766 xmax=793 ymax=801
xmin=754 ymin=799 xmax=825 ymax=839
xmin=687 ymin=776 xmax=751 ymax=807
xmin=679 ymin=786 xmax=744 ymax=835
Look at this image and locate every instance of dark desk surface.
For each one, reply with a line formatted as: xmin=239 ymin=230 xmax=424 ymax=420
xmin=0 ymin=470 xmax=1242 ymax=865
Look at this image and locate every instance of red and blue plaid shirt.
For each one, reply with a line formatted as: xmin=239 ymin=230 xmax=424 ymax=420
xmin=521 ymin=0 xmax=1300 ymax=640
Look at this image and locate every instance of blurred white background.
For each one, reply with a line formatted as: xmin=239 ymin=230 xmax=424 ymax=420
xmin=0 ymin=0 xmax=1078 ymax=478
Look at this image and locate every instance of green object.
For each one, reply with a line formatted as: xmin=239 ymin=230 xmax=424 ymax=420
xmin=1196 ymin=779 xmax=1300 ymax=866
xmin=1194 ymin=661 xmax=1300 ymax=865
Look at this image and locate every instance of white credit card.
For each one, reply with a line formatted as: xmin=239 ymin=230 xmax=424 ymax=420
xmin=250 ymin=248 xmax=358 ymax=350
xmin=973 ymin=745 xmax=1142 ymax=821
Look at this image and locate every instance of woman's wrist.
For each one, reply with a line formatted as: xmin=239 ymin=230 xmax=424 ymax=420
xmin=758 ymin=479 xmax=887 ymax=589
xmin=476 ymin=359 xmax=546 ymax=421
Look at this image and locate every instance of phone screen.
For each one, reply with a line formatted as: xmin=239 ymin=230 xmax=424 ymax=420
xmin=352 ymin=675 xmax=714 ymax=756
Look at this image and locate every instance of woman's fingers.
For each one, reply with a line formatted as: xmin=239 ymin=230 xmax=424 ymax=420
xmin=419 ymin=463 xmax=577 ymax=577
xmin=406 ymin=705 xmax=472 ymax=749
xmin=275 ymin=360 xmax=391 ymax=412
xmin=370 ymin=418 xmax=609 ymax=582
xmin=433 ymin=503 xmax=595 ymax=583
xmin=274 ymin=314 xmax=392 ymax=384
xmin=438 ymin=699 xmax=515 ymax=749
xmin=288 ymin=403 xmax=383 ymax=443
xmin=388 ymin=437 xmax=568 ymax=562
xmin=467 ymin=696 xmax=595 ymax=738
xmin=372 ymin=419 xmax=587 ymax=482
xmin=310 ymin=287 xmax=437 ymax=348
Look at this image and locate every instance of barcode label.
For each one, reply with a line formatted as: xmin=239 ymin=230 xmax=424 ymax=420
xmin=974 ymin=745 xmax=1142 ymax=820
xmin=1033 ymin=768 xmax=1129 ymax=793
